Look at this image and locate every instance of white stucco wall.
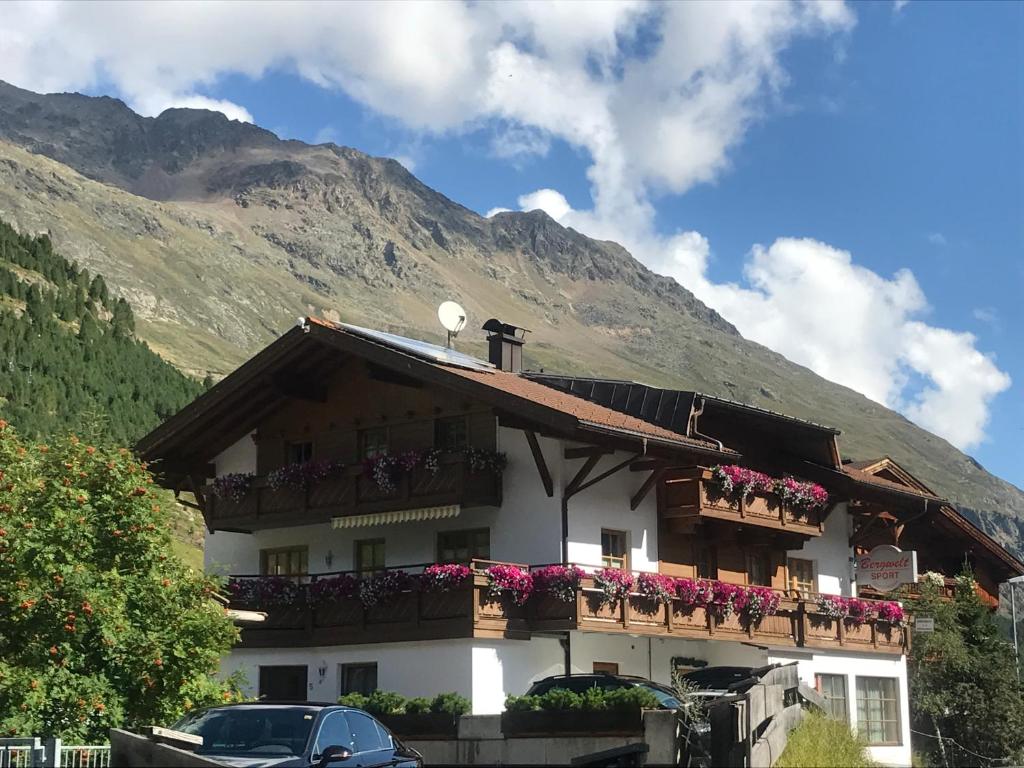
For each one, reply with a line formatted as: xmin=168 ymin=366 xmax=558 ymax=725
xmin=221 ymin=637 xmax=562 ymax=714
xmin=567 ymin=632 xmax=768 ymax=687
xmin=205 ymin=427 xmax=564 ymax=576
xmin=769 ymin=648 xmax=911 ymax=767
xmin=471 ymin=638 xmax=565 ymax=714
xmin=563 ymin=450 xmax=659 ymax=572
xmin=213 ymin=434 xmax=258 ymax=477
xmin=788 ymin=502 xmax=854 ymax=596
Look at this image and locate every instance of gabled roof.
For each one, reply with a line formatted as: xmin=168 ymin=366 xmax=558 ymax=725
xmin=137 ymin=318 xmax=734 ymax=475
xmin=525 ymin=373 xmax=842 ymax=468
xmin=845 ymin=456 xmax=1024 ymax=578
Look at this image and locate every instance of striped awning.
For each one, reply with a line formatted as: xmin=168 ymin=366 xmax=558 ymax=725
xmin=332 ymin=504 xmax=461 ymax=529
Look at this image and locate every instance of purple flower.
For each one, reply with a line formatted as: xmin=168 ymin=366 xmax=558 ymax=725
xmin=211 ymin=473 xmax=254 ymax=503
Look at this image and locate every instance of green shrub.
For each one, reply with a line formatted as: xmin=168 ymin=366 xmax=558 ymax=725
xmin=431 ymin=692 xmax=471 ymax=716
xmin=581 ymin=686 xmax=609 ymax=711
xmin=604 ymin=687 xmax=659 ymax=711
xmin=364 ymin=690 xmax=406 ymax=716
xmin=403 ymin=697 xmax=432 ymax=715
xmin=539 ymin=688 xmax=582 ymax=711
xmin=776 ymin=712 xmax=875 ymax=768
xmin=505 ymin=694 xmax=541 ymax=712
xmin=337 ymin=692 xmax=369 ymax=709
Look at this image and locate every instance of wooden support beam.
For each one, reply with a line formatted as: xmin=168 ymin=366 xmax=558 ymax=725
xmin=565 ymin=453 xmax=602 ymax=497
xmin=564 ymin=445 xmax=613 ymax=460
xmin=630 ymin=459 xmax=667 ymax=472
xmin=571 ymin=454 xmax=641 ymax=497
xmin=631 ymin=468 xmax=665 ymax=511
xmin=525 ymin=430 xmax=554 ymax=498
xmin=850 ymin=507 xmax=886 ymax=547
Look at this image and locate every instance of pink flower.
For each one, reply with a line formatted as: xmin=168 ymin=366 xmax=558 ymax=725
xmin=636 ymin=572 xmax=676 ymax=604
xmin=876 ymin=601 xmax=905 ymax=626
xmin=485 ymin=565 xmax=533 ymax=606
xmin=421 ymin=564 xmax=472 ymax=592
xmin=593 ymin=568 xmax=635 ymax=605
xmin=532 ymin=565 xmax=585 ymax=603
xmin=675 ymin=578 xmax=713 ymax=607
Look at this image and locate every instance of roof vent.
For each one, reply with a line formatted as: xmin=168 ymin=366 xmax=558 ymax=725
xmin=483 ymin=318 xmax=529 ymax=373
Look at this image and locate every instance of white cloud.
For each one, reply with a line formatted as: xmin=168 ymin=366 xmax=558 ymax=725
xmin=517 ymin=189 xmax=573 ymax=221
xmin=973 ymin=307 xmax=1000 ymax=331
xmin=393 ymin=155 xmax=417 ymax=173
xmin=927 ymin=231 xmax=948 ymax=246
xmin=484 ymin=207 xmax=511 ymax=218
xmin=313 ymin=125 xmax=339 ymax=145
xmin=0 ymin=0 xmax=1009 ymax=449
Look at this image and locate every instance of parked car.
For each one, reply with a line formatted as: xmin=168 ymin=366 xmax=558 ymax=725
xmin=170 ymin=702 xmax=423 ymax=768
xmin=524 ymin=673 xmax=684 ymax=709
xmin=680 ymin=664 xmax=776 ymax=697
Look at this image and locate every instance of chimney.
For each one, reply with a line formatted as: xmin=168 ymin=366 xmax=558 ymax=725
xmin=483 ymin=318 xmax=529 ymax=372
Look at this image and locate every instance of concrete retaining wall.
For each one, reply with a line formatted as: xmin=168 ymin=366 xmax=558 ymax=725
xmin=405 ymin=710 xmax=678 ymax=765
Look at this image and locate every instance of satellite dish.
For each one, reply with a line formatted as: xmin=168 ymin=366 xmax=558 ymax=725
xmin=438 ymin=301 xmax=467 ymax=348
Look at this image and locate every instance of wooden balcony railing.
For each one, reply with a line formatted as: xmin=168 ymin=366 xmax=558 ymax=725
xmin=661 ymin=467 xmax=824 ymax=537
xmin=206 ymin=453 xmax=502 ymax=531
xmin=228 ymin=561 xmax=527 ymax=649
xmin=228 ymin=562 xmax=908 ymax=655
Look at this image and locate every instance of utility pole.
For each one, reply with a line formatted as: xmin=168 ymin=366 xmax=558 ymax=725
xmin=1009 ymin=575 xmax=1024 ymax=681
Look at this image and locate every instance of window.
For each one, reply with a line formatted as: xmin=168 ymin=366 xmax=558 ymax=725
xmin=313 ymin=711 xmax=353 ymax=755
xmin=359 ymin=427 xmax=389 ymax=460
xmin=746 ymin=552 xmax=772 ymax=587
xmin=696 ymin=545 xmax=717 ymax=580
xmin=856 ymin=677 xmax=901 ymax=745
xmin=287 ymin=441 xmax=313 ymax=465
xmin=434 ymin=416 xmax=468 ymax=451
xmin=346 ymin=711 xmax=386 ymax=753
xmin=355 ymin=539 xmax=385 ymax=577
xmin=601 ymin=529 xmax=628 ymax=569
xmin=437 ymin=529 xmax=490 ymax=564
xmin=340 ymin=663 xmax=378 ymax=697
xmin=593 ymin=662 xmax=619 ymax=674
xmin=258 ymin=665 xmax=308 ymax=701
xmin=816 ymin=673 xmax=849 ymax=722
xmin=789 ymin=558 xmax=815 ymax=594
xmin=261 ymin=546 xmax=308 ymax=577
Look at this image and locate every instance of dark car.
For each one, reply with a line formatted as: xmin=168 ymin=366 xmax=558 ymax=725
xmin=524 ymin=673 xmax=684 ymax=709
xmin=170 ymin=702 xmax=423 ymax=768
xmin=680 ymin=664 xmax=776 ymax=696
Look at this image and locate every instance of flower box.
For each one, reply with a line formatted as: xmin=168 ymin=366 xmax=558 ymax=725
xmin=376 ymin=712 xmax=460 ymax=739
xmin=420 ymin=587 xmax=472 ymax=621
xmin=500 ymin=709 xmax=643 ymax=737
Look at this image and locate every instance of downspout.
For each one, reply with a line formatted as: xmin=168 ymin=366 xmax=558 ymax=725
xmin=688 ymin=396 xmax=724 ymax=451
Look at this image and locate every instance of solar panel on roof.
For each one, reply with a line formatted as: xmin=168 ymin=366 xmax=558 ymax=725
xmin=340 ymin=323 xmax=495 ymax=372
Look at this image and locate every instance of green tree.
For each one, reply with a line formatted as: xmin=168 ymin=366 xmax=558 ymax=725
xmin=908 ymin=568 xmax=1024 ymax=765
xmin=0 ymin=423 xmax=242 ymax=741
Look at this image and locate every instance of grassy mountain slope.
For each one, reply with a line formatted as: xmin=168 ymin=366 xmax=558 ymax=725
xmin=0 ymin=81 xmax=1020 ymax=556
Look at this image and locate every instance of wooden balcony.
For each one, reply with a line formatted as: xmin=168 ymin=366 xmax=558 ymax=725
xmin=228 ymin=565 xmax=908 ymax=655
xmin=206 ymin=453 xmax=502 ymax=531
xmin=230 ymin=569 xmax=527 ymax=649
xmin=802 ymin=602 xmax=909 ymax=654
xmin=661 ymin=467 xmax=824 ymax=537
xmin=530 ymin=577 xmax=800 ymax=648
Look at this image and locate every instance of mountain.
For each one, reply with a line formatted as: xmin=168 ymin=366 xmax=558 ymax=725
xmin=0 ymin=80 xmax=1021 ymax=558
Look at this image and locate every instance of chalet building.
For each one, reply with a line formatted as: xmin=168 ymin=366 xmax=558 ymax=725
xmin=139 ymin=318 xmax=1024 ymax=767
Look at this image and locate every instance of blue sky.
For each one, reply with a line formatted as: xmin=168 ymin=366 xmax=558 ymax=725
xmin=3 ymin=1 xmax=1021 ymax=487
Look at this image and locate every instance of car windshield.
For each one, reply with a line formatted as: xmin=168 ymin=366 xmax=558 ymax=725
xmin=637 ymin=682 xmax=683 ymax=709
xmin=172 ymin=706 xmax=318 ymax=756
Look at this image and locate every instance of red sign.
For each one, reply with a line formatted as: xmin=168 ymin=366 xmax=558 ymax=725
xmin=856 ymin=545 xmax=918 ymax=592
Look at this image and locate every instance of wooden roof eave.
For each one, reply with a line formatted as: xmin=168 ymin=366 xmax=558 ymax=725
xmin=136 ymin=325 xmax=311 ymax=461
xmin=933 ymin=504 xmax=1024 ymax=578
